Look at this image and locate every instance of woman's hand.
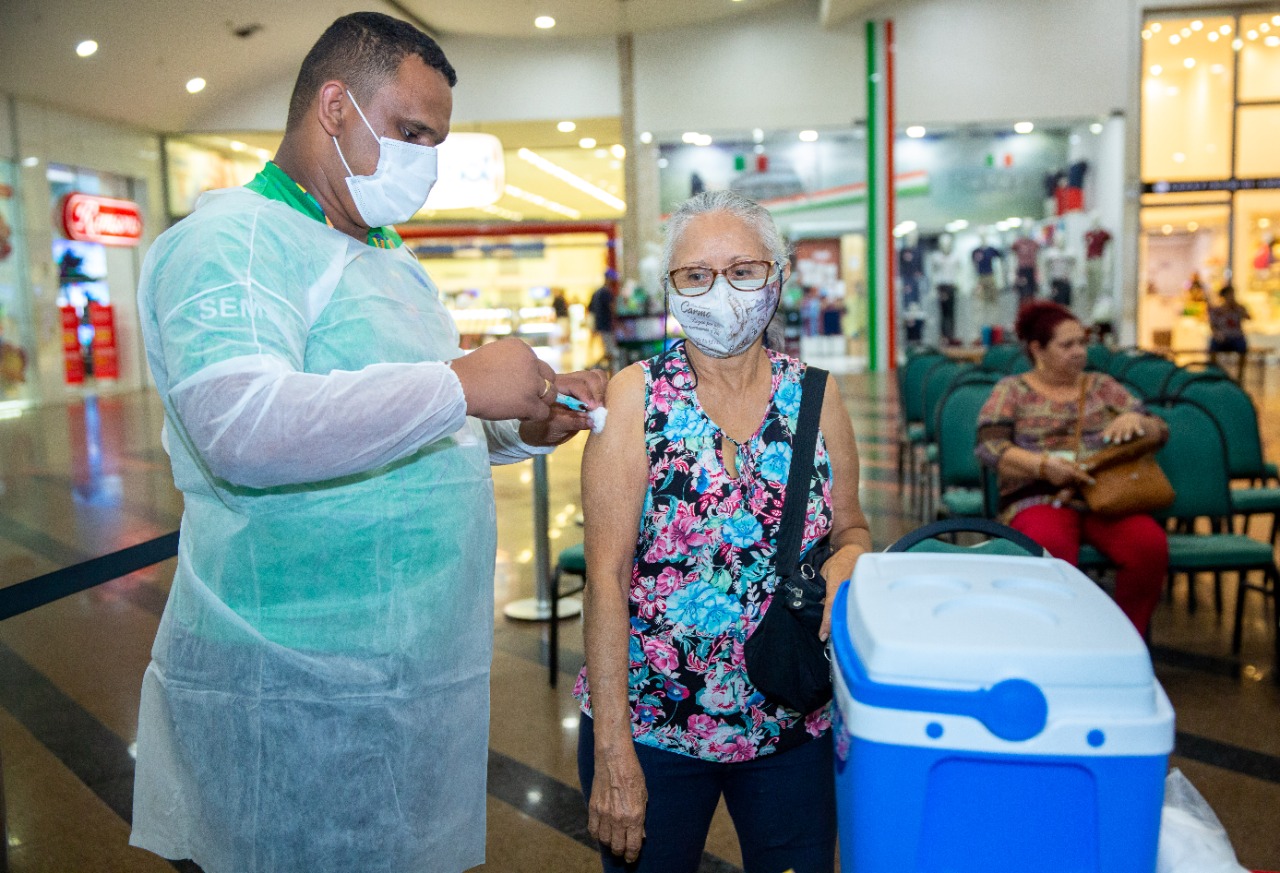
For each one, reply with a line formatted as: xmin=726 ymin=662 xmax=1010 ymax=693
xmin=819 ymin=545 xmax=864 ymax=642
xmin=1102 ymin=412 xmax=1147 ymax=445
xmin=1043 ymin=455 xmax=1094 ymax=489
xmin=587 ymin=748 xmax=648 ymax=863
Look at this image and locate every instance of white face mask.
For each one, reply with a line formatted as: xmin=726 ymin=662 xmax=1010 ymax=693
xmin=332 ymin=90 xmax=438 ymax=228
xmin=669 ymin=276 xmax=780 ymax=359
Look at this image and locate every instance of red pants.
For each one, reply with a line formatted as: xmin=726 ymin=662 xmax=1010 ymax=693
xmin=1010 ymin=504 xmax=1168 ymax=634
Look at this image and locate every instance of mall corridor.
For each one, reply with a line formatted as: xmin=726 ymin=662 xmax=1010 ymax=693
xmin=0 ymin=370 xmax=1278 ymax=872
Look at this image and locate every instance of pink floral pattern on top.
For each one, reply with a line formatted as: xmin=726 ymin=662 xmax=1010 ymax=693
xmin=574 ymin=342 xmax=834 ymax=762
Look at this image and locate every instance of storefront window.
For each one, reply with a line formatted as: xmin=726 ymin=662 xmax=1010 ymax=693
xmin=0 ymin=160 xmax=35 ymax=403
xmin=1238 ymin=13 xmax=1280 ymax=101
xmin=1140 ymin=8 xmax=1280 ymax=349
xmin=1141 ymin=15 xmax=1235 ymax=182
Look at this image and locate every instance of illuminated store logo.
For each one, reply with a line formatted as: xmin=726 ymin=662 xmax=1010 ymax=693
xmin=425 ymin=133 xmax=505 ymax=211
xmin=59 ymin=193 xmax=143 ymax=246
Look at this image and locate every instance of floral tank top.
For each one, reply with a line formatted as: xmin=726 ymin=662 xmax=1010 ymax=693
xmin=574 ymin=343 xmax=834 ymax=762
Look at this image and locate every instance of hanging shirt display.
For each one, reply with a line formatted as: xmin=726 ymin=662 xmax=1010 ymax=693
xmin=130 ymin=162 xmax=540 ymax=873
xmin=971 ymin=245 xmax=1002 ymax=275
xmin=1084 ymin=228 xmax=1112 ymax=260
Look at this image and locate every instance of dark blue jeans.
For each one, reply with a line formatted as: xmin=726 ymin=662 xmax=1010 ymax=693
xmin=577 ymin=713 xmax=836 ymax=873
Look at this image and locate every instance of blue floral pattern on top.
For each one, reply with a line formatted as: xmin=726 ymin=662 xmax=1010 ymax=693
xmin=574 ymin=342 xmax=834 ymax=762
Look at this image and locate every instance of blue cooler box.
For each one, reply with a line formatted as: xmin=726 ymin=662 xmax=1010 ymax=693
xmin=830 ymin=553 xmax=1174 ymax=873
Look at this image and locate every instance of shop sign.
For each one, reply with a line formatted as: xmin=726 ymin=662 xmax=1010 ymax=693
xmin=424 ymin=133 xmax=505 ymax=211
xmin=88 ymin=301 xmax=119 ymax=380
xmin=1144 ymin=178 xmax=1280 ymax=194
xmin=59 ymin=193 xmax=144 ymax=246
xmin=60 ymin=305 xmax=84 ymax=384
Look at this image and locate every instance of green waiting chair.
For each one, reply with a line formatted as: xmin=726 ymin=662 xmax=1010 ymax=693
xmin=935 ymin=375 xmax=999 ymax=520
xmin=1148 ymin=399 xmax=1279 ymax=660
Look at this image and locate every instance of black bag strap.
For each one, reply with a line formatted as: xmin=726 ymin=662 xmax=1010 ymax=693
xmin=775 ymin=366 xmax=829 ymax=577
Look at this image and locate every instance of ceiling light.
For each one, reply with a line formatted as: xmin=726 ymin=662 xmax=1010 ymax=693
xmin=753 ymin=143 xmax=765 ymax=154
xmin=1233 ymin=38 xmax=1244 ymax=50
xmin=593 ymin=147 xmax=607 ymax=158
xmin=1184 ymin=57 xmax=1196 ymax=68
xmin=1006 ymin=217 xmax=1023 ymax=227
xmin=21 ymin=156 xmax=39 ymax=167
xmin=657 ymin=157 xmax=669 ymax=168
xmin=892 ymin=220 xmax=918 ymax=238
xmin=1173 ymin=152 xmax=1186 ymax=162
xmin=610 ymin=160 xmax=620 ymax=169
xmin=186 ymin=77 xmax=206 ymax=94
xmin=610 ymin=143 xmax=626 ymax=159
xmin=752 ymin=128 xmax=765 ymax=143
xmin=681 ymin=132 xmax=700 ymax=144
xmin=1221 ymin=24 xmax=1233 ymax=34
xmin=1180 ymin=27 xmax=1191 ymax=38
xmin=1260 ymin=217 xmax=1272 ymax=228
xmin=1162 ymin=224 xmax=1173 ymax=235
xmin=557 ymin=121 xmax=576 ymax=133
xmin=1149 ymin=65 xmax=1163 ymax=76
xmin=798 ymin=130 xmax=819 ymax=142
xmin=1170 ymin=34 xmax=1181 ymax=44
xmin=945 ymin=219 xmax=969 ymax=232
xmin=1274 ymin=15 xmax=1280 ymax=25
xmin=1208 ymin=31 xmax=1220 ymax=42
xmin=534 ymin=16 xmax=555 ymax=29
xmin=1150 ymin=22 xmax=1162 ymax=32
xmin=1263 ymin=22 xmax=1272 ymax=33
xmin=639 ymin=131 xmax=652 ymax=144
xmin=694 ymin=134 xmax=712 ymax=146
xmin=517 ymin=148 xmax=626 ymax=210
xmin=906 ymin=125 xmax=926 ymax=138
xmin=1211 ymin=63 xmax=1226 ymax=73
xmin=1014 ymin=121 xmax=1034 ymax=134
xmin=1248 ymin=29 xmax=1259 ymax=40
xmin=256 ymin=148 xmax=271 ymax=161
xmin=1188 ymin=221 xmax=1199 ymax=231
xmin=1268 ymin=35 xmax=1280 ymax=47
xmin=504 ymin=184 xmax=580 ymax=219
xmin=1142 ymin=29 xmax=1152 ymax=39
xmin=76 ymin=39 xmax=98 ymax=57
xmin=1190 ymin=20 xmax=1203 ymax=31
xmin=578 ymin=137 xmax=596 ymax=149
xmin=229 ymin=140 xmax=246 ymax=152
xmin=1090 ymin=122 xmax=1104 ymax=134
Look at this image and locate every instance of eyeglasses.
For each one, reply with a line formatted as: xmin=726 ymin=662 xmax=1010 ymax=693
xmin=665 ymin=259 xmax=780 ymax=296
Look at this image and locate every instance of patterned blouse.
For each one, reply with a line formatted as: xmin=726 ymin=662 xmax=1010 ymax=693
xmin=574 ymin=343 xmax=834 ymax=762
xmin=975 ymin=372 xmax=1161 ymax=521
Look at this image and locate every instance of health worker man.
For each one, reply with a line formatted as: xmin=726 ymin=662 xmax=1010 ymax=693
xmin=129 ymin=12 xmax=605 ymax=873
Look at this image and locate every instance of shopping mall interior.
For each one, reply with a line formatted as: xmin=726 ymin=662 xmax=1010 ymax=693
xmin=1 ymin=0 xmax=1279 ymax=870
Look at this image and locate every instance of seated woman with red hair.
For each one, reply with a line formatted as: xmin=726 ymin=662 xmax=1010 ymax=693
xmin=975 ymin=302 xmax=1169 ymax=634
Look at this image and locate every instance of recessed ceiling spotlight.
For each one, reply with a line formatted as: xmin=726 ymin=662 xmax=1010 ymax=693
xmin=578 ymin=137 xmax=597 ymax=149
xmin=534 ymin=15 xmax=555 ymax=29
xmin=76 ymin=39 xmax=98 ymax=57
xmin=639 ymin=131 xmax=653 ymax=144
xmin=752 ymin=128 xmax=765 ymax=143
xmin=594 ymin=148 xmax=607 ymax=158
xmin=1221 ymin=24 xmax=1233 ymax=34
xmin=610 ymin=144 xmax=626 ymax=159
xmin=1089 ymin=122 xmax=1104 ymax=134
xmin=1190 ymin=20 xmax=1203 ymax=31
xmin=798 ymin=130 xmax=818 ymax=142
xmin=186 ymin=77 xmax=207 ymax=94
xmin=557 ymin=121 xmax=576 ymax=133
xmin=906 ymin=125 xmax=926 ymax=138
xmin=1183 ymin=57 xmax=1196 ymax=68
xmin=1014 ymin=121 xmax=1034 ymax=134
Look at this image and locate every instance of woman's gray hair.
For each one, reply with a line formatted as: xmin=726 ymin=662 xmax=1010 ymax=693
xmin=661 ymin=190 xmax=789 ymax=278
xmin=661 ymin=190 xmax=790 ymax=349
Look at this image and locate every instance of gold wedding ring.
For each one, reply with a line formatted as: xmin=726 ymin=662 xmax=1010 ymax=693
xmin=539 ymin=378 xmax=552 ymax=398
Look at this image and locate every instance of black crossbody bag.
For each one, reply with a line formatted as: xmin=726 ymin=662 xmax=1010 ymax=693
xmin=743 ymin=366 xmax=834 ymax=713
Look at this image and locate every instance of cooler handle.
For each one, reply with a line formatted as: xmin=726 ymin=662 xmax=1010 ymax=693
xmin=829 ymin=583 xmax=1048 ymax=742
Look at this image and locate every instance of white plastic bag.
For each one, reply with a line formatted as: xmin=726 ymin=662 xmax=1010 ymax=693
xmin=1157 ymin=768 xmax=1249 ymax=873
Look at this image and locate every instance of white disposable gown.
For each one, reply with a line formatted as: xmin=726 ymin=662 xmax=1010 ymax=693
xmin=130 ymin=186 xmax=542 ymax=873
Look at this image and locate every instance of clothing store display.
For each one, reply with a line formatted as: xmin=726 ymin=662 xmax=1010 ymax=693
xmin=972 ymin=245 xmax=1001 ymax=275
xmin=1084 ymin=228 xmax=1112 ymax=261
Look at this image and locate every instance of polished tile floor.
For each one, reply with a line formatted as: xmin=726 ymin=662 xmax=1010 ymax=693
xmin=1 ymin=366 xmax=1278 ymax=872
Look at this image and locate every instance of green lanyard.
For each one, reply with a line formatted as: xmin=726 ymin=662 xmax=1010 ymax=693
xmin=245 ymin=161 xmax=404 ymax=250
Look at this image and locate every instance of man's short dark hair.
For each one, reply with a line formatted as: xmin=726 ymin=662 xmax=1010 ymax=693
xmin=287 ymin=12 xmax=457 ymax=130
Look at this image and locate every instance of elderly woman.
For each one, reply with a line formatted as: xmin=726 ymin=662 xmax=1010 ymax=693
xmin=976 ymin=301 xmax=1169 ymax=633
xmin=572 ymin=190 xmax=871 ymax=873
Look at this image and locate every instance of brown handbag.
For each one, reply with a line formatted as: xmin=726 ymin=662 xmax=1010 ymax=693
xmin=1073 ymin=379 xmax=1175 ymax=516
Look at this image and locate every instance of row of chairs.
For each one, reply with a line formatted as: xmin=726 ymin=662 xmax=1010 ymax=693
xmin=898 ymin=344 xmax=1280 ymax=664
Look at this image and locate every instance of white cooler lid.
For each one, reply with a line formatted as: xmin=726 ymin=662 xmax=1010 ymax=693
xmin=844 ymin=553 xmax=1154 ymax=691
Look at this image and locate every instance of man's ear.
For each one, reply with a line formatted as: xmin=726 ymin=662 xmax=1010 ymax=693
xmin=316 ymin=81 xmax=347 ymax=138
